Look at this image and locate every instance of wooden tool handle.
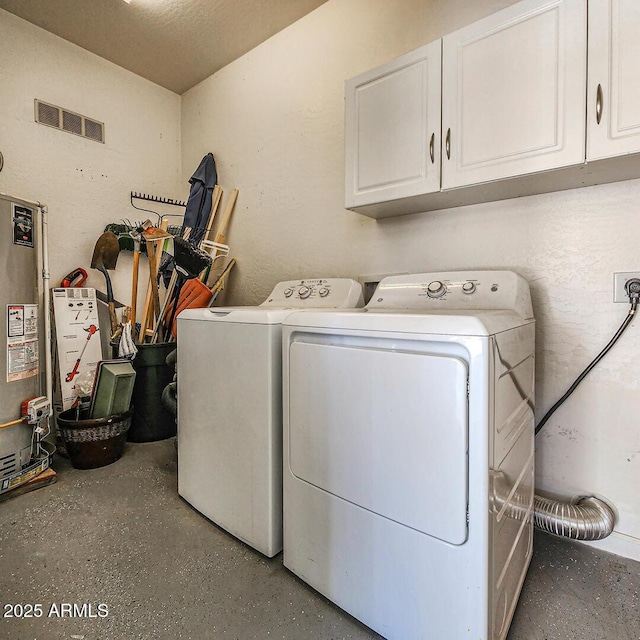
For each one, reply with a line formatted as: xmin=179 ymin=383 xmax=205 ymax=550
xmin=210 ymin=258 xmax=236 ymax=295
xmin=151 ymin=269 xmax=178 ymax=343
xmin=138 ymin=220 xmax=168 ymax=343
xmin=213 ymin=188 xmax=238 ymax=245
xmin=131 ymin=244 xmax=141 ymax=340
xmin=200 ymin=185 xmax=223 ymax=246
xmin=108 ymin=301 xmax=118 ymax=338
xmin=146 ymin=240 xmax=161 ymax=322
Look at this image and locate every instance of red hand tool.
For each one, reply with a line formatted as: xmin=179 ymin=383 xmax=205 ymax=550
xmin=60 ymin=268 xmax=88 ymax=288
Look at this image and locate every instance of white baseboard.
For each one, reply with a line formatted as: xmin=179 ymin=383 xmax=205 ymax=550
xmin=579 ymin=530 xmax=640 ymax=563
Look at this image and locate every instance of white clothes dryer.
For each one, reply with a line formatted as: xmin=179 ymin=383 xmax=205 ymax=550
xmin=282 ymin=271 xmax=535 ymax=640
xmin=177 ymin=278 xmax=363 ymax=557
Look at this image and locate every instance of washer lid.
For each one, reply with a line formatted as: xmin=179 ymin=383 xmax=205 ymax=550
xmin=178 ymin=306 xmax=299 ymax=325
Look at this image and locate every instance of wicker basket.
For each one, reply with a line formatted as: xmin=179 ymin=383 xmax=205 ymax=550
xmin=57 ymin=406 xmax=132 ymax=470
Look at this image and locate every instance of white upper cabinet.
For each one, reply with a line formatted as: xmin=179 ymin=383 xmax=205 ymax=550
xmin=344 ymin=41 xmax=441 ymax=210
xmin=588 ymin=0 xmax=640 ymax=160
xmin=345 ymin=0 xmax=640 ymax=218
xmin=441 ymin=0 xmax=587 ymax=189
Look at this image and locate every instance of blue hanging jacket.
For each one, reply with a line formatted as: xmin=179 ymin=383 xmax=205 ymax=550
xmin=160 ymin=152 xmax=218 ymax=286
xmin=183 ymin=152 xmax=217 ymax=244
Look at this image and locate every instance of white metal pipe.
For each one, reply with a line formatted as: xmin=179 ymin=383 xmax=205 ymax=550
xmin=0 ymin=191 xmax=45 ymax=211
xmin=40 ymin=204 xmax=52 ymax=409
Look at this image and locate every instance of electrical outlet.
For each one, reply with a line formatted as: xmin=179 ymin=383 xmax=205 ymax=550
xmin=613 ymin=272 xmax=640 ymax=302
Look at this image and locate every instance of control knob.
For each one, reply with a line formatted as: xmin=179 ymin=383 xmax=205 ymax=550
xmin=462 ymin=282 xmax=476 ymax=294
xmin=427 ymin=280 xmax=447 ymax=298
xmin=298 ymin=286 xmax=312 ymax=299
xmin=318 ymin=288 xmax=329 ymax=298
xmin=284 ymin=288 xmax=294 ymax=298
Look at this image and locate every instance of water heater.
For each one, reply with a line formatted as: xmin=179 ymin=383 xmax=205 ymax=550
xmin=0 ymin=196 xmax=45 ymax=480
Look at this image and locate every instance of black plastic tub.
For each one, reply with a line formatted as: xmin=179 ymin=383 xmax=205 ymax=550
xmin=57 ymin=406 xmax=132 ymax=470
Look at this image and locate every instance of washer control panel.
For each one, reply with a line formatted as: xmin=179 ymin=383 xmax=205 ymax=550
xmin=262 ymin=278 xmax=364 ymax=309
xmin=424 ymin=278 xmax=478 ymax=299
xmin=366 ymin=270 xmax=533 ymax=319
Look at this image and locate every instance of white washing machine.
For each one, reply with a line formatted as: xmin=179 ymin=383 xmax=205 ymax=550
xmin=177 ymin=278 xmax=363 ymax=557
xmin=282 ymin=271 xmax=535 ymax=640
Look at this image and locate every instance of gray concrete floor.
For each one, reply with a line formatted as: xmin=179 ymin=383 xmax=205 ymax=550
xmin=0 ymin=439 xmax=638 ymax=640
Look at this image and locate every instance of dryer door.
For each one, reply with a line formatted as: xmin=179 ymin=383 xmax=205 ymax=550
xmin=288 ymin=341 xmax=469 ymax=545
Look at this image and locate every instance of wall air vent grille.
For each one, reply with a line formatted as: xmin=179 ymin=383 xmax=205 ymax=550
xmin=62 ymin=110 xmax=82 ymax=135
xmin=34 ymin=100 xmax=105 ymax=144
xmin=84 ymin=119 xmax=104 ymax=143
xmin=36 ymin=101 xmax=60 ymax=128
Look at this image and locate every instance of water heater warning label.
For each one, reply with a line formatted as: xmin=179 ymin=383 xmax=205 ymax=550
xmin=6 ymin=304 xmax=39 ymax=382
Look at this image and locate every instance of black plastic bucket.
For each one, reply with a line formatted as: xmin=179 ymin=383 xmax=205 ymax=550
xmin=128 ymin=342 xmax=176 ymax=442
xmin=57 ymin=406 xmax=131 ymax=470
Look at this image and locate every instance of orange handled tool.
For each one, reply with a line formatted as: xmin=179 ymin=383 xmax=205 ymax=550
xmin=60 ymin=268 xmax=88 ymax=288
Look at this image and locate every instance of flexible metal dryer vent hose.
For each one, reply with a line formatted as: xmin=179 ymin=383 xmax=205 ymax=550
xmin=533 ymin=494 xmax=615 ymax=541
xmin=492 ymin=472 xmax=615 ymax=541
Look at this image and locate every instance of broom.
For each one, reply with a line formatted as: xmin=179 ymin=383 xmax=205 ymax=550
xmin=159 ymin=237 xmax=213 ymax=343
xmin=166 ymin=257 xmax=237 ymax=339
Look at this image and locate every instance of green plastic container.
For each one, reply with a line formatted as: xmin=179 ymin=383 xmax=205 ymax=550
xmin=128 ymin=342 xmax=176 ymax=442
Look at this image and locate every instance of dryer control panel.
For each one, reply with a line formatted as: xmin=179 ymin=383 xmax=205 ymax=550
xmin=367 ymin=270 xmax=533 ymax=319
xmin=261 ymin=278 xmax=364 ymax=309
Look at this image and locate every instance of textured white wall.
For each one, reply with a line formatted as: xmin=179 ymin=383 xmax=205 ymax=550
xmin=0 ymin=9 xmax=182 ymax=308
xmin=3 ymin=0 xmax=636 ymax=560
xmin=181 ymin=0 xmax=640 ymax=558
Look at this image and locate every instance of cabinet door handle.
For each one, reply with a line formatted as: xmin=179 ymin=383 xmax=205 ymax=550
xmin=445 ymin=128 xmax=451 ymax=160
xmin=429 ymin=133 xmax=435 ymax=163
xmin=596 ymin=84 xmax=603 ymax=125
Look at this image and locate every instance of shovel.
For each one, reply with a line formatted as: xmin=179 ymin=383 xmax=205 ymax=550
xmin=91 ymin=231 xmax=120 ymax=337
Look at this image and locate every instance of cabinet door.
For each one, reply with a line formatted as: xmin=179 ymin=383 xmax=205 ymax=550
xmin=344 ymin=41 xmax=441 ymax=209
xmin=588 ymin=0 xmax=640 ymax=160
xmin=442 ymin=0 xmax=586 ymax=189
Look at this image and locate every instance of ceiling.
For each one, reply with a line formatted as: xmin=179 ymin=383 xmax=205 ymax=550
xmin=0 ymin=0 xmax=329 ymax=94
